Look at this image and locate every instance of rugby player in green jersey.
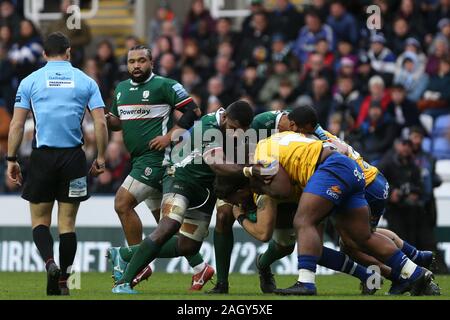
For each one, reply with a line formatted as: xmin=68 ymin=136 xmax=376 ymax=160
xmin=105 ymin=45 xmax=212 ymax=290
xmin=208 ymin=110 xmax=291 ymax=294
xmin=111 ymin=101 xmax=254 ymax=294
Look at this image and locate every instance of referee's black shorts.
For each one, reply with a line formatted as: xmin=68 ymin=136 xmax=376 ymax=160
xmin=22 ymin=147 xmax=90 ymax=203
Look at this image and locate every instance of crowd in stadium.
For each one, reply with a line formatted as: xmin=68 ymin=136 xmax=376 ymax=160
xmin=0 ymin=0 xmax=449 ymax=210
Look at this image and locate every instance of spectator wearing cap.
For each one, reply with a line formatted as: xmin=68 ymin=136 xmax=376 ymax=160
xmin=336 ymin=57 xmax=355 ymax=77
xmin=436 ymin=17 xmax=450 ymax=44
xmin=426 ymin=35 xmax=449 ymax=76
xmin=148 ymin=1 xmax=179 ymax=46
xmin=359 ymin=101 xmax=397 ymax=164
xmin=293 ymin=9 xmax=335 ymax=63
xmin=0 ymin=0 xmax=21 ymax=42
xmin=356 ymin=75 xmax=392 ymax=128
xmin=394 ymin=51 xmax=429 ymax=102
xmin=270 ymin=0 xmax=304 ymax=42
xmin=418 ymin=55 xmax=450 ymax=118
xmin=367 ymin=33 xmax=396 ymax=86
xmin=326 ymin=0 xmax=358 ymax=46
xmin=386 ymin=84 xmax=423 ymax=136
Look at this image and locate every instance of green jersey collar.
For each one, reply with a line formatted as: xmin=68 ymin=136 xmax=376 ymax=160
xmin=130 ymin=72 xmax=155 ymax=86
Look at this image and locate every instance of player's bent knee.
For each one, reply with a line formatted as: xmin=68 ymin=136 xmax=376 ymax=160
xmin=161 ymin=193 xmax=189 ymax=224
xmin=179 ymin=210 xmax=211 ymax=243
xmin=293 ymin=214 xmax=310 ymax=230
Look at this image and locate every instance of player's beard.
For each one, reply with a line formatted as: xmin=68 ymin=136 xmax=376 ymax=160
xmin=130 ymin=68 xmax=151 ymax=83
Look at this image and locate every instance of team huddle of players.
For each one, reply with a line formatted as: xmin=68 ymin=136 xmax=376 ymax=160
xmin=105 ymin=46 xmax=440 ymax=296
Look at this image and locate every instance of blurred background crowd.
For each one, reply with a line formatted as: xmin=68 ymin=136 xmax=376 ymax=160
xmin=0 ymin=0 xmax=450 ymax=263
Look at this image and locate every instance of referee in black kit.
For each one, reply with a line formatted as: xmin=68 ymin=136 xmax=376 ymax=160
xmin=6 ymin=32 xmax=108 ymax=296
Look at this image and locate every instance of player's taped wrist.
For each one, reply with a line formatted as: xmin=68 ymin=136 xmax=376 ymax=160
xmin=5 ymin=155 xmax=18 ymax=162
xmin=243 ymin=166 xmax=253 ymax=177
xmin=314 ymin=124 xmax=328 ymax=141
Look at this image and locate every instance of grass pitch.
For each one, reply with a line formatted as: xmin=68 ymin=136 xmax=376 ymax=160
xmin=0 ymin=272 xmax=448 ymax=300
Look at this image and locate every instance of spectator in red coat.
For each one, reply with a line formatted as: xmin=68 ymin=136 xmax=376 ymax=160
xmin=356 ymin=75 xmax=392 ymax=128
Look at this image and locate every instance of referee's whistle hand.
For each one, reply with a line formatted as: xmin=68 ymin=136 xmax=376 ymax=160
xmin=7 ymin=162 xmax=23 ymax=186
xmin=149 ymin=135 xmax=171 ymax=151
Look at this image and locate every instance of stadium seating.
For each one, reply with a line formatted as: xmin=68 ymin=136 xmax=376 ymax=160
xmin=432 ymin=115 xmax=450 ymax=159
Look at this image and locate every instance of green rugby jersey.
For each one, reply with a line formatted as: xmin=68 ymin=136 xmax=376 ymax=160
xmin=250 ymin=110 xmax=289 ymax=140
xmin=110 ymin=73 xmax=193 ymax=167
xmin=171 ymin=108 xmax=225 ymax=186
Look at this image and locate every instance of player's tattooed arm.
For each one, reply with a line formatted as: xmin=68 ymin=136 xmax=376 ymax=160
xmin=233 ymin=195 xmax=277 ymax=242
